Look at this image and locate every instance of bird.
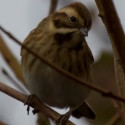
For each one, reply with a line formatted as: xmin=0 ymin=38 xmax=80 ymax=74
xmin=21 ymin=2 xmax=95 ymax=125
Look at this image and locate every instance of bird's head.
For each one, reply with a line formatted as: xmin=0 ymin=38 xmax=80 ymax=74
xmin=49 ymin=2 xmax=92 ymax=36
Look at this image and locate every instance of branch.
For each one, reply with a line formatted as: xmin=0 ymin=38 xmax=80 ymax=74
xmin=2 ymin=68 xmax=27 ymax=93
xmin=111 ymin=99 xmax=125 ymax=123
xmin=95 ymin=0 xmax=125 ymax=120
xmin=1 ymin=26 xmax=125 ymax=103
xmin=105 ymin=113 xmax=120 ymax=125
xmin=49 ymin=0 xmax=58 ymax=15
xmin=95 ymin=0 xmax=125 ymax=70
xmin=0 ymin=35 xmax=26 ymax=85
xmin=0 ymin=82 xmax=75 ymax=125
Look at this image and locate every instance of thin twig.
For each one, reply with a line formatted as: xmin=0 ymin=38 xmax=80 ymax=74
xmin=49 ymin=0 xmax=58 ymax=15
xmin=105 ymin=100 xmax=122 ymax=125
xmin=0 ymin=82 xmax=75 ymax=125
xmin=111 ymin=99 xmax=125 ymax=124
xmin=1 ymin=26 xmax=125 ymax=103
xmin=105 ymin=113 xmax=120 ymax=125
xmin=95 ymin=0 xmax=125 ymax=122
xmin=0 ymin=35 xmax=26 ymax=85
xmin=2 ymin=68 xmax=27 ymax=93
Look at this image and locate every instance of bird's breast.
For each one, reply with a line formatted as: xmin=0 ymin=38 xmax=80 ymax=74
xmin=21 ymin=37 xmax=92 ymax=109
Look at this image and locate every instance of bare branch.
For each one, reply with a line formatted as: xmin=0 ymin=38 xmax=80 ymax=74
xmin=105 ymin=113 xmax=120 ymax=125
xmin=1 ymin=26 xmax=125 ymax=103
xmin=95 ymin=0 xmax=125 ymax=70
xmin=0 ymin=35 xmax=26 ymax=85
xmin=111 ymin=99 xmax=125 ymax=124
xmin=0 ymin=82 xmax=75 ymax=125
xmin=49 ymin=0 xmax=58 ymax=15
xmin=94 ymin=0 xmax=125 ymax=97
xmin=95 ymin=0 xmax=125 ymax=121
xmin=2 ymin=68 xmax=27 ymax=93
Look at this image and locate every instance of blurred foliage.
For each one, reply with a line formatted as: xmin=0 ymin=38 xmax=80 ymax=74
xmin=87 ymin=52 xmax=123 ymax=125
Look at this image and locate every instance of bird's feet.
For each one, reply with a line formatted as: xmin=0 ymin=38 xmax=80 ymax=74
xmin=56 ymin=109 xmax=72 ymax=125
xmin=24 ymin=94 xmax=36 ymax=115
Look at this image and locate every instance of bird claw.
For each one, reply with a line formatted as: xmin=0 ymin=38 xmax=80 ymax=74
xmin=24 ymin=94 xmax=34 ymax=115
xmin=32 ymin=108 xmax=39 ymax=115
xmin=56 ymin=114 xmax=70 ymax=125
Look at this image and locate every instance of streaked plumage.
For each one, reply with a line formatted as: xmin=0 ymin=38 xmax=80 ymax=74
xmin=21 ymin=2 xmax=95 ymax=124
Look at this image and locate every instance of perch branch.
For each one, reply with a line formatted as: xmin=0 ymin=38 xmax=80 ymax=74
xmin=0 ymin=82 xmax=75 ymax=125
xmin=1 ymin=26 xmax=125 ymax=103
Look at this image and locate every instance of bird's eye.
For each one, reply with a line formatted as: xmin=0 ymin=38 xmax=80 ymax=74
xmin=69 ymin=16 xmax=76 ymax=23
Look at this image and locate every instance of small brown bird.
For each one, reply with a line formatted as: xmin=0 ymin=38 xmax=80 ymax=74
xmin=21 ymin=2 xmax=95 ymax=125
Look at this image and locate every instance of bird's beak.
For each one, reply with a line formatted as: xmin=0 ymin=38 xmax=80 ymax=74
xmin=80 ymin=27 xmax=88 ymax=36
